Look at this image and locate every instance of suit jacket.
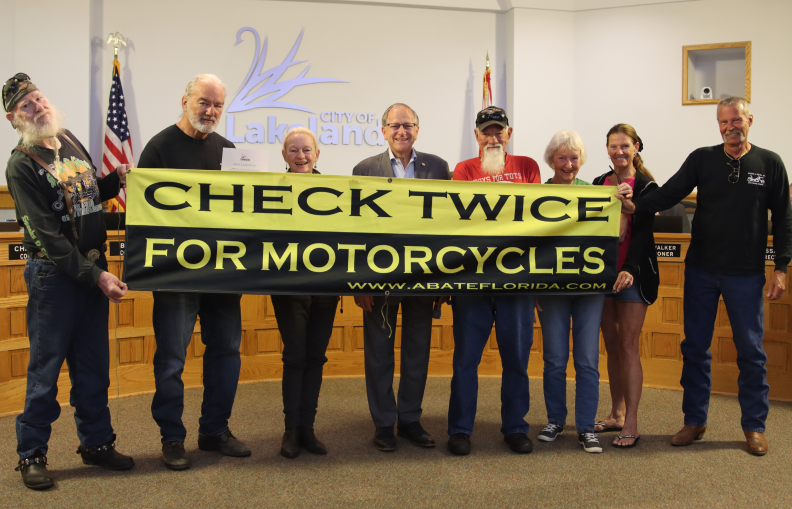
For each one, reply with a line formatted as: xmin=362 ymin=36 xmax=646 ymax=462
xmin=352 ymin=149 xmax=451 ymax=180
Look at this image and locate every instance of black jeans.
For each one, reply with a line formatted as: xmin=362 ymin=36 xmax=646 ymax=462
xmin=271 ymin=295 xmax=339 ymax=428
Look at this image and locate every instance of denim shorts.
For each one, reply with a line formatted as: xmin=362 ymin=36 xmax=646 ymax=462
xmin=605 ymin=278 xmax=645 ymax=303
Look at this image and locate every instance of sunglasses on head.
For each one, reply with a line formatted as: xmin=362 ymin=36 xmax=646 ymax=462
xmin=479 ymin=109 xmax=506 ymax=122
xmin=2 ymin=73 xmax=32 ymax=112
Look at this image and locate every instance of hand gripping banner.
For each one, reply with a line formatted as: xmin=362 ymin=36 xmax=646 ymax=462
xmin=125 ymin=169 xmax=621 ymax=295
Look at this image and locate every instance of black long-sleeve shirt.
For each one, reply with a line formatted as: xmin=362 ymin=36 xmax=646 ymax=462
xmin=5 ymin=130 xmax=120 ymax=285
xmin=635 ymin=144 xmax=792 ymax=275
xmin=137 ymin=124 xmax=234 ymax=170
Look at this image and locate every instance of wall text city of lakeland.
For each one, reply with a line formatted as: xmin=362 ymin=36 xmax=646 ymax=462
xmin=124 ymin=169 xmax=622 ymax=296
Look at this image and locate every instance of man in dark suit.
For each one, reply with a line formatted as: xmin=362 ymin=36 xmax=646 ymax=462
xmin=353 ymin=103 xmax=450 ymax=451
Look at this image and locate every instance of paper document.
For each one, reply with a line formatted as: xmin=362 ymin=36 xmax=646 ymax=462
xmin=221 ymin=148 xmax=269 ymax=172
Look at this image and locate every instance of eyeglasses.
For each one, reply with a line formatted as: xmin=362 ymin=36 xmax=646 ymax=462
xmin=386 ymin=123 xmax=416 ymax=131
xmin=608 ymin=166 xmax=622 ymax=185
xmin=727 ymin=158 xmax=740 ymax=184
xmin=2 ymin=73 xmax=31 ymax=112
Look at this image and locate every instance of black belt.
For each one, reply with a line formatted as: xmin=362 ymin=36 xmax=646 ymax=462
xmin=34 ymin=243 xmax=107 ymax=261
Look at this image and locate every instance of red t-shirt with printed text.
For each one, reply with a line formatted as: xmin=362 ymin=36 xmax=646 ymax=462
xmin=452 ymin=154 xmax=541 ymax=183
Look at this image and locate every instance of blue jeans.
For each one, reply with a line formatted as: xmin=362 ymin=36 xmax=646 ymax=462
xmin=151 ymin=291 xmax=242 ymax=443
xmin=16 ymin=256 xmax=114 ymax=459
xmin=448 ymin=295 xmax=535 ymax=436
xmin=681 ymin=265 xmax=768 ymax=432
xmin=538 ymin=294 xmax=604 ymax=433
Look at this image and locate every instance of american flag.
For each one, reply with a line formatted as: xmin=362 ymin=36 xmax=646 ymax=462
xmin=101 ymin=59 xmax=132 ymax=212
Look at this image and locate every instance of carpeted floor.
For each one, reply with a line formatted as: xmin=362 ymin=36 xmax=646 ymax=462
xmin=1 ymin=377 xmax=791 ymax=508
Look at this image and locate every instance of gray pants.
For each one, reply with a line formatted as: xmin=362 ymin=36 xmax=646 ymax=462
xmin=363 ymin=295 xmax=435 ymax=428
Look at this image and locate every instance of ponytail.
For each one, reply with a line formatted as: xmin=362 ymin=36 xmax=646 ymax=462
xmin=633 ymin=154 xmax=655 ymax=182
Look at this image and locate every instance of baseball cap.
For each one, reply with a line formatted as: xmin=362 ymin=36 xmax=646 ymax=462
xmin=476 ymin=106 xmax=509 ymax=130
xmin=2 ymin=73 xmax=37 ymax=113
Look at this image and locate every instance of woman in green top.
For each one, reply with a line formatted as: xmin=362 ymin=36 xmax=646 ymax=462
xmin=535 ymin=130 xmax=604 ymax=453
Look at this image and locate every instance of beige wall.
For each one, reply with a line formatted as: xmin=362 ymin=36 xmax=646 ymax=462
xmin=573 ymin=0 xmax=792 ymax=183
xmin=0 ymin=0 xmax=790 ymax=186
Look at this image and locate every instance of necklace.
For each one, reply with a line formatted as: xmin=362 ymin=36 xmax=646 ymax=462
xmin=723 ymin=143 xmax=749 ymax=161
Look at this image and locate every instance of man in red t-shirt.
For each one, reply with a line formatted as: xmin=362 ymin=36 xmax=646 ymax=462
xmin=452 ymin=107 xmax=540 ymax=184
xmin=447 ymin=107 xmax=538 ymax=457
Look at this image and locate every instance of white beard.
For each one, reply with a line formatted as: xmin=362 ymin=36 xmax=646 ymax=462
xmin=16 ymin=107 xmax=65 ymax=149
xmin=188 ymin=110 xmax=218 ymax=134
xmin=480 ymin=144 xmax=506 ymax=176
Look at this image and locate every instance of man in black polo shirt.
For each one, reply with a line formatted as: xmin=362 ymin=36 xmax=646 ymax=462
xmin=632 ymin=96 xmax=792 ymax=456
xmin=3 ymin=73 xmax=134 ymax=490
xmin=137 ymin=74 xmax=249 ymax=470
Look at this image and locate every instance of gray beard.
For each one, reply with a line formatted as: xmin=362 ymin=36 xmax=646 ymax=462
xmin=188 ymin=110 xmax=218 ymax=134
xmin=480 ymin=145 xmax=506 ymax=176
xmin=16 ymin=108 xmax=65 ymax=149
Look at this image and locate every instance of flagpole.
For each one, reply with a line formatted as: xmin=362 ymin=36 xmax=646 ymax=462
xmin=104 ymin=32 xmax=130 ymax=213
xmin=482 ymin=52 xmax=493 ymax=110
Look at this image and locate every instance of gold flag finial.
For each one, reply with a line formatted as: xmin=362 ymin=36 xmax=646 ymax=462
xmin=486 ymin=51 xmax=490 ymax=69
xmin=106 ymin=32 xmax=127 ymax=60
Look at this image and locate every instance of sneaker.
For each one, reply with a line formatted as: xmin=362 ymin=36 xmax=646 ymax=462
xmin=538 ymin=423 xmax=564 ymax=442
xmin=578 ymin=432 xmax=603 ymax=453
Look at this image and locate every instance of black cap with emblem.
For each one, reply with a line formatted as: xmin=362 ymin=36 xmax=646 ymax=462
xmin=476 ymin=106 xmax=509 ymax=131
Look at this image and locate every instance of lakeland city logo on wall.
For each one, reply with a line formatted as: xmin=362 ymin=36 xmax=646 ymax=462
xmin=226 ymin=27 xmax=384 ymax=147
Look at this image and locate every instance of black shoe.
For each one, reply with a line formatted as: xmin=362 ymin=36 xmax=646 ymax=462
xmin=281 ymin=428 xmax=301 ymax=458
xmin=197 ymin=430 xmax=251 ymax=457
xmin=162 ymin=441 xmax=191 ymax=470
xmin=448 ymin=433 xmax=471 ymax=456
xmin=504 ymin=433 xmax=533 ymax=454
xmin=373 ymin=426 xmax=396 ymax=452
xmin=300 ymin=428 xmax=328 ymax=455
xmin=77 ymin=435 xmax=135 ymax=470
xmin=397 ymin=421 xmax=436 ymax=448
xmin=16 ymin=452 xmax=54 ymax=490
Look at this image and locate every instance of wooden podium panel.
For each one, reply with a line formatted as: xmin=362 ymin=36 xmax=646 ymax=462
xmin=0 ymin=231 xmax=790 ymax=416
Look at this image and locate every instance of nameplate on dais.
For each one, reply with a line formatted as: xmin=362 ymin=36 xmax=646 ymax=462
xmin=655 ymin=244 xmax=681 ymax=258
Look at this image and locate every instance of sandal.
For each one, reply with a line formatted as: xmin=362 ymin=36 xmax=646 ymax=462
xmin=612 ymin=435 xmax=640 ymax=448
xmin=594 ymin=421 xmax=623 ymax=433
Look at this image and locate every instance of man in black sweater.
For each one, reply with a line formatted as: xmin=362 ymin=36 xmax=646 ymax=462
xmin=137 ymin=74 xmax=249 ymax=470
xmin=632 ymin=97 xmax=791 ymax=456
xmin=4 ymin=73 xmax=134 ymax=490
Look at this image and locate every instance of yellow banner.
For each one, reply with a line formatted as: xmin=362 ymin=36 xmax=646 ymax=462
xmin=125 ymin=169 xmax=622 ymax=295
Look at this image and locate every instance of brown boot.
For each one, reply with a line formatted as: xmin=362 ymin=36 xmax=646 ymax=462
xmin=744 ymin=431 xmax=768 ymax=456
xmin=670 ymin=425 xmax=707 ymax=446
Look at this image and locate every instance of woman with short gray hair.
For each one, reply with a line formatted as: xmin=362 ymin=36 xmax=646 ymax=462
xmin=536 ymin=130 xmax=606 ymax=453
